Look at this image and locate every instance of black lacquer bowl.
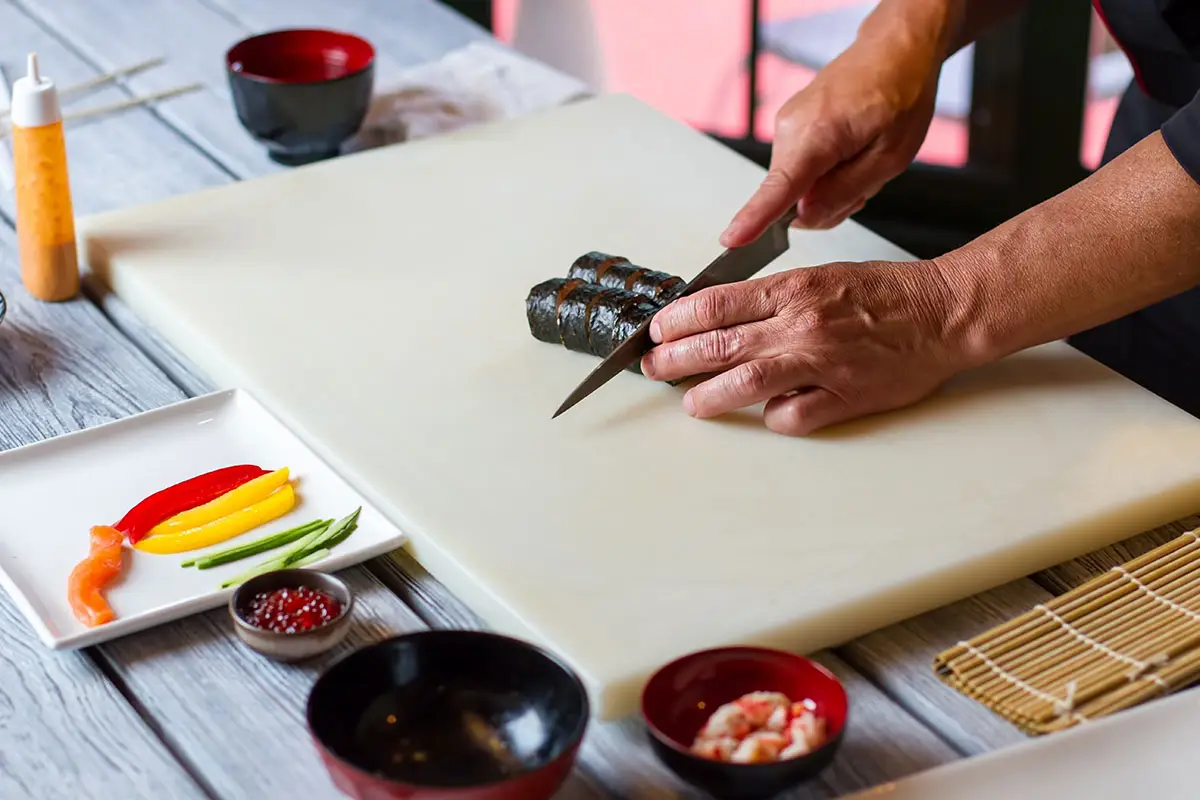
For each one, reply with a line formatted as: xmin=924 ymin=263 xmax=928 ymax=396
xmin=306 ymin=630 xmax=590 ymax=799
xmin=225 ymin=28 xmax=375 ymax=165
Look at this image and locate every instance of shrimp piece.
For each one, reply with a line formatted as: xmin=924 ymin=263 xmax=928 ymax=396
xmin=765 ymin=703 xmax=790 ymax=732
xmin=788 ymin=710 xmax=828 ymax=752
xmin=67 ymin=525 xmax=124 ymax=627
xmin=734 ymin=691 xmax=791 ymax=728
xmin=730 ymin=731 xmax=787 ymax=764
xmin=691 ymin=736 xmax=739 ymax=761
xmin=697 ymin=701 xmax=752 ymax=740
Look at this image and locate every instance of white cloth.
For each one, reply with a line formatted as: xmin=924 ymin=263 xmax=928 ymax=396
xmin=347 ymin=39 xmax=593 ymax=151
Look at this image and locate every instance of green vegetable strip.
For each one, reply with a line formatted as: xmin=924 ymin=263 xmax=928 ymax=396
xmin=219 ymin=553 xmax=291 ymax=589
xmin=289 ymin=549 xmax=330 ymax=568
xmin=286 ymin=507 xmax=361 ymax=565
xmin=185 ymin=518 xmax=331 ymax=569
xmin=217 ymin=506 xmax=362 ymax=589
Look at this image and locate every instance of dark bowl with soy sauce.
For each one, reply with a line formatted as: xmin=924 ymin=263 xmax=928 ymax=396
xmin=306 ymin=630 xmax=590 ymax=800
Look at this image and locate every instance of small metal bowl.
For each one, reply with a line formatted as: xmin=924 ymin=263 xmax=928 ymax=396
xmin=229 ymin=568 xmax=355 ymax=662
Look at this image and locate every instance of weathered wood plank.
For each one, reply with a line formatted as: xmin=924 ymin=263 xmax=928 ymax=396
xmin=0 ymin=232 xmax=206 ymax=800
xmin=12 ymin=0 xmax=486 ymax=181
xmin=835 ymin=582 xmax=1051 ymax=757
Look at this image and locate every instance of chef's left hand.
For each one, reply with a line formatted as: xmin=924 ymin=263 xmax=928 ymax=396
xmin=641 ymin=260 xmax=972 ymax=435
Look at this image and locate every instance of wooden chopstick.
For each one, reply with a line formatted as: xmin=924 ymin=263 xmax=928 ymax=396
xmin=58 ymin=82 xmax=203 ymax=124
xmin=0 ymin=82 xmax=203 ymax=137
xmin=0 ymin=56 xmax=167 ymax=121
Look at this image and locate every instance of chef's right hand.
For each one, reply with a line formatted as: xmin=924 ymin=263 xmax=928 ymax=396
xmin=720 ymin=21 xmax=945 ymax=247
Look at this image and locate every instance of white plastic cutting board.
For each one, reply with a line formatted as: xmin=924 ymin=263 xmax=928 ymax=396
xmin=77 ymin=94 xmax=1200 ymax=719
xmin=844 ymin=688 xmax=1200 ymax=799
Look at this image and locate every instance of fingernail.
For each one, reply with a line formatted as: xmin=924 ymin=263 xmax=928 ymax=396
xmin=641 ymin=350 xmax=656 ymax=377
xmin=682 ymin=391 xmax=697 ymax=416
xmin=649 ymin=319 xmax=662 ymax=343
xmin=719 ymin=226 xmax=738 ymax=247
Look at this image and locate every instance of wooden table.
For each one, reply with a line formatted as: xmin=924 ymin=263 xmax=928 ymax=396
xmin=0 ymin=1 xmax=1193 ymax=797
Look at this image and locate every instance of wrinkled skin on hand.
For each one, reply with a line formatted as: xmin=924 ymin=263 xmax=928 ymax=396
xmin=642 ymin=260 xmax=969 ymax=436
xmin=721 ymin=24 xmax=943 ymax=246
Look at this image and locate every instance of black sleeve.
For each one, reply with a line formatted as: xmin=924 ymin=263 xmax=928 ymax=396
xmin=1161 ymin=88 xmax=1200 ymax=184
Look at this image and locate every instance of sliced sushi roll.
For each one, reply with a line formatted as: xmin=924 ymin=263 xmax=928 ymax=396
xmin=558 ymin=283 xmax=611 ymax=354
xmin=629 ymin=270 xmax=687 ymax=303
xmin=610 ymin=299 xmax=661 ymax=374
xmin=586 ymin=289 xmax=645 ymax=357
xmin=597 ymin=263 xmax=649 ymax=292
xmin=567 ymin=252 xmax=629 ymax=284
xmin=659 ymin=281 xmax=687 ymax=303
xmin=525 ymin=278 xmax=584 ymax=343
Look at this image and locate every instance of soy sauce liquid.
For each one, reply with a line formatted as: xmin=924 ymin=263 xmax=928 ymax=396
xmin=353 ymin=683 xmax=546 ymax=784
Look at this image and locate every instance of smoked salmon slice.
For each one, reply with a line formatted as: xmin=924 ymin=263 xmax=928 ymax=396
xmin=67 ymin=525 xmax=125 ymax=627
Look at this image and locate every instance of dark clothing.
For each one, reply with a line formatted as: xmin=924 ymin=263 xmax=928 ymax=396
xmin=1093 ymin=0 xmax=1200 ymax=179
xmin=1066 ymin=2 xmax=1200 ymax=415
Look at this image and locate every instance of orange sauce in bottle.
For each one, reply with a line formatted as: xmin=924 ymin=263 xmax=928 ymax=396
xmin=11 ymin=52 xmax=79 ymax=302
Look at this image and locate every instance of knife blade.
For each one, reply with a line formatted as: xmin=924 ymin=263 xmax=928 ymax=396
xmin=552 ymin=209 xmax=797 ymax=418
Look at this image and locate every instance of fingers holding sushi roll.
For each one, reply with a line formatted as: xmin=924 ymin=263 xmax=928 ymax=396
xmin=641 ymin=260 xmax=965 ymax=434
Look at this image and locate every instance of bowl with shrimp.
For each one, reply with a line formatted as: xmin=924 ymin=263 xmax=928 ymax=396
xmin=640 ymin=646 xmax=848 ymax=799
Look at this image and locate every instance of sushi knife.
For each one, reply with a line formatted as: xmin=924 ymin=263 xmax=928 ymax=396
xmin=552 ymin=208 xmax=798 ymax=418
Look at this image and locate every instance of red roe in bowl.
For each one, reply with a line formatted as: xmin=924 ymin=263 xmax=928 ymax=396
xmin=248 ymin=585 xmax=342 ymax=633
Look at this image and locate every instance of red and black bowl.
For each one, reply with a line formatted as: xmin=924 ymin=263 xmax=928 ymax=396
xmin=305 ymin=630 xmax=590 ymax=799
xmin=225 ymin=28 xmax=375 ymax=165
xmin=641 ymin=646 xmax=848 ymax=800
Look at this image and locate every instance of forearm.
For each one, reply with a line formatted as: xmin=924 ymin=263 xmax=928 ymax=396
xmin=855 ymin=0 xmax=1026 ymax=63
xmin=935 ymin=132 xmax=1200 ymax=366
xmin=944 ymin=0 xmax=1028 ymax=55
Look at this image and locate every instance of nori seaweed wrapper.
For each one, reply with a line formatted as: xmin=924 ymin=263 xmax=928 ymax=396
xmin=658 ymin=278 xmax=688 ymax=302
xmin=611 ymin=300 xmax=661 ymax=374
xmin=597 ymin=264 xmax=648 ymax=291
xmin=629 ymin=270 xmax=686 ymax=303
xmin=586 ymin=289 xmax=643 ymax=357
xmin=558 ymin=283 xmax=610 ymax=354
xmin=567 ymin=252 xmax=629 ymax=284
xmin=525 ymin=278 xmax=583 ymax=343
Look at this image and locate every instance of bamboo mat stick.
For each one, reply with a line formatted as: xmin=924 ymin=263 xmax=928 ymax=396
xmin=933 ymin=528 xmax=1200 ymax=734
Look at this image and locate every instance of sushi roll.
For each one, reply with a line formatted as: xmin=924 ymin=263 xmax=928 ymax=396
xmin=597 ymin=263 xmax=649 ymax=292
xmin=558 ymin=283 xmax=610 ymax=354
xmin=567 ymin=252 xmax=629 ymax=284
xmin=525 ymin=278 xmax=584 ymax=343
xmin=586 ymin=289 xmax=645 ymax=357
xmin=610 ymin=299 xmax=661 ymax=374
xmin=629 ymin=270 xmax=687 ymax=303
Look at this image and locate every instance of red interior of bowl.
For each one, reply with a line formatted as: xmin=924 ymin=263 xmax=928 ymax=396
xmin=226 ymin=29 xmax=374 ymax=83
xmin=641 ymin=647 xmax=848 ymax=755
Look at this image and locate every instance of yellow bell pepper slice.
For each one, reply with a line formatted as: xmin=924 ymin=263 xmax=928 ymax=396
xmin=147 ymin=467 xmax=290 ymax=536
xmin=133 ymin=484 xmax=296 ymax=554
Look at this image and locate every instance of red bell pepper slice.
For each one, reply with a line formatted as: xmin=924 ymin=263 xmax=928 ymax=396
xmin=116 ymin=464 xmax=268 ymax=544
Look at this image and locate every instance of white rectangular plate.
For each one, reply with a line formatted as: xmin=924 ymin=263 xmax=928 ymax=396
xmin=0 ymin=388 xmax=407 ymax=650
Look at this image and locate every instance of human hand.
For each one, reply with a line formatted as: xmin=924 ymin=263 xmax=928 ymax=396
xmin=641 ymin=260 xmax=971 ymax=435
xmin=721 ymin=28 xmax=944 ymax=246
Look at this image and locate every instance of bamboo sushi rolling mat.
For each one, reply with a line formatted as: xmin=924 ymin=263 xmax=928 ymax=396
xmin=933 ymin=528 xmax=1200 ymax=735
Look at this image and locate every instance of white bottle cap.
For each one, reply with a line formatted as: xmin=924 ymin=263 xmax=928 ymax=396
xmin=10 ymin=52 xmax=61 ymax=128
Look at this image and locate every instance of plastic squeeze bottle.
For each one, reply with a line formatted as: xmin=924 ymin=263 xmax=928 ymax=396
xmin=10 ymin=52 xmax=79 ymax=301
